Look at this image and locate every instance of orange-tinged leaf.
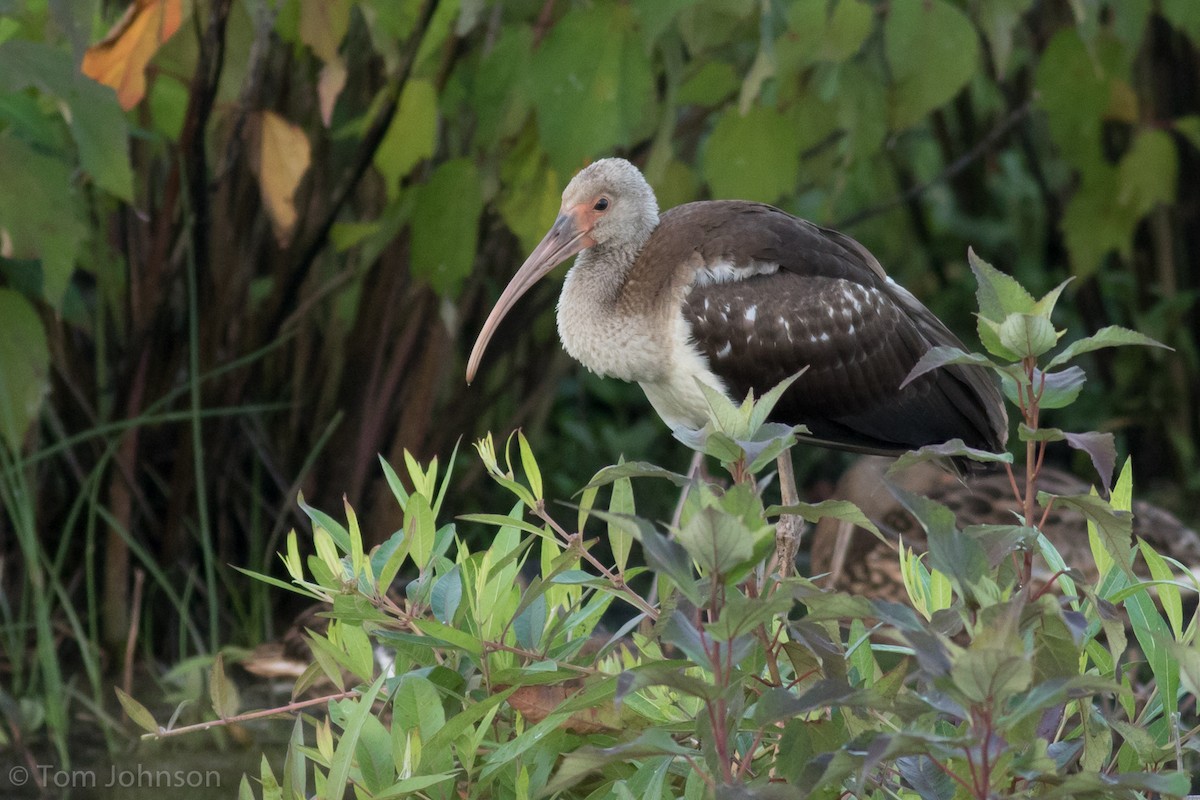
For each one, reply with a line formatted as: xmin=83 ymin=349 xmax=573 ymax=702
xmin=505 ymin=684 xmax=622 ymax=733
xmin=246 ymin=111 xmax=311 ymax=248
xmin=81 ymin=0 xmax=184 ymax=111
xmin=317 ymin=59 xmax=347 ymax=127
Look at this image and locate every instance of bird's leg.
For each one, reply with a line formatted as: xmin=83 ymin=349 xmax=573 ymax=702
xmin=774 ymin=451 xmax=805 ymax=577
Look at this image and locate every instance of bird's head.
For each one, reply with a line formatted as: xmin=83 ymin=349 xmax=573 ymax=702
xmin=466 ymin=158 xmax=659 ymax=383
xmin=559 ymin=157 xmax=660 ymax=252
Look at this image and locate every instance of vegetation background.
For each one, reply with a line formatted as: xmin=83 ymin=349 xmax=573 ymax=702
xmin=0 ymin=0 xmax=1196 ymax=761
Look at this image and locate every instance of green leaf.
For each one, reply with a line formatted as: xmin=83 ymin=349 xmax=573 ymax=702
xmin=281 ymin=717 xmax=307 ymax=800
xmin=1162 ymin=0 xmax=1200 ymax=37
xmin=587 ymin=507 xmax=701 ymax=605
xmin=298 ymin=491 xmax=351 ymax=552
xmin=532 ymin=4 xmax=654 ymax=175
xmin=1034 ymin=30 xmax=1124 ymax=173
xmin=969 ymin=248 xmax=1035 ymax=316
xmin=355 ymin=714 xmax=394 ymax=794
xmin=258 ymin=755 xmax=280 ymax=800
xmin=1031 ymin=277 xmax=1075 ymax=319
xmin=371 ymin=773 xmax=457 ymax=799
xmin=374 ymin=78 xmax=437 ymax=193
xmin=334 ymin=621 xmax=376 ymax=682
xmin=378 ymin=454 xmax=410 ymax=510
xmin=675 ymin=506 xmax=753 ymax=577
xmin=0 ymin=139 xmax=85 ymax=305
xmin=1062 ymin=164 xmax=1141 ymax=277
xmin=1063 ymin=431 xmax=1116 ymax=494
xmin=748 ymin=372 xmax=805 ymax=434
xmin=409 ymin=618 xmax=483 ymax=657
xmin=411 ymin=158 xmax=483 ymax=297
xmin=752 ymin=681 xmax=857 ymax=728
xmin=745 ymin=425 xmax=800 ymax=474
xmin=951 ymin=648 xmax=1032 ymax=705
xmin=676 ymin=60 xmax=739 ymax=107
xmin=783 ymin=0 xmax=873 ymax=69
xmin=766 ymin=500 xmax=881 ymax=538
xmin=607 ymin=470 xmax=635 ymax=574
xmin=997 ymin=313 xmax=1060 ymax=359
xmin=114 ymin=687 xmax=158 ymax=734
xmin=1137 ymin=539 xmax=1182 ymax=639
xmin=404 ymin=494 xmax=436 ymax=570
xmin=469 ymin=25 xmax=533 ymax=146
xmin=543 ymin=729 xmax=696 ymax=796
xmin=701 ymin=104 xmax=799 ymax=203
xmin=889 ymin=485 xmax=988 ymax=595
xmin=516 ymin=431 xmax=543 ymax=501
xmin=1118 ymin=128 xmax=1178 ymax=216
xmin=325 ymin=674 xmax=387 ymax=800
xmin=696 ymin=379 xmax=751 ymax=439
xmin=1043 ymin=491 xmax=1134 ymax=578
xmin=1170 ymin=640 xmax=1200 ymax=699
xmin=0 ymin=40 xmax=133 ymax=200
xmin=1176 ymin=115 xmax=1200 ymax=151
xmin=900 ymin=345 xmax=1004 ymax=388
xmin=430 ymin=565 xmax=462 ymax=624
xmin=497 ymin=131 xmax=564 ymax=252
xmin=1045 ymin=325 xmax=1170 ymax=370
xmin=1000 ymin=366 xmax=1085 ymax=410
xmin=978 ymin=0 xmax=1035 ymax=77
xmin=884 ymin=0 xmax=979 ymax=130
xmin=393 ymin=676 xmax=446 ymax=742
xmin=209 ymin=652 xmax=239 ymax=718
xmin=886 ymin=440 xmax=1012 ymax=474
xmin=0 ymin=289 xmax=49 ymax=450
xmin=1124 ymin=585 xmax=1180 ymax=721
xmin=581 ymin=461 xmax=689 ymax=491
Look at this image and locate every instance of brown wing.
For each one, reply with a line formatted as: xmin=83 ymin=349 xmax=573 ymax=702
xmin=662 ymin=201 xmax=1007 ymax=455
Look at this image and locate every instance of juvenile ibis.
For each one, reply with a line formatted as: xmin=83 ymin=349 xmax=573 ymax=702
xmin=466 ymin=158 xmax=1008 ymax=459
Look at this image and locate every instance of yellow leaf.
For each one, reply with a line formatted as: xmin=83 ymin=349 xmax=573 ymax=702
xmin=299 ymin=0 xmax=350 ymax=64
xmin=81 ymin=0 xmax=184 ymax=110
xmin=246 ymin=111 xmax=311 ymax=248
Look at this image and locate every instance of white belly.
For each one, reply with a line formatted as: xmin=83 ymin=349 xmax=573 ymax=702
xmin=638 ymin=335 xmax=728 ymax=432
xmin=557 ymin=264 xmax=729 ymax=432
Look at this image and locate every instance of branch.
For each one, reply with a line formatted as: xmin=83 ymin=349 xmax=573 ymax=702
xmin=146 ymin=689 xmax=361 ymax=739
xmin=835 ymin=100 xmax=1033 ymax=230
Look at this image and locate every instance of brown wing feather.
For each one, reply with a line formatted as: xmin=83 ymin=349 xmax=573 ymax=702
xmin=665 ymin=202 xmax=1007 ymax=455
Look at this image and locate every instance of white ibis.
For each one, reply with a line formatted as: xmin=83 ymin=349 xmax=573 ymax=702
xmin=466 ymin=158 xmax=1008 ymax=459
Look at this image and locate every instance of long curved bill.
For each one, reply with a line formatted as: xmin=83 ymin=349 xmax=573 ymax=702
xmin=466 ymin=212 xmax=592 ymax=383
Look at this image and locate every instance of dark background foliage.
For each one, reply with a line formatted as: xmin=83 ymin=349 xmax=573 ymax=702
xmin=0 ymin=0 xmax=1196 ymax=673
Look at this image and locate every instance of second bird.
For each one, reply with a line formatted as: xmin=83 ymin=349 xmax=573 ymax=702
xmin=467 ymin=158 xmax=1007 ymax=457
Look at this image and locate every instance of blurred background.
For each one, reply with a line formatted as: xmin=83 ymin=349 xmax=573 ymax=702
xmin=0 ymin=0 xmax=1196 ymax=757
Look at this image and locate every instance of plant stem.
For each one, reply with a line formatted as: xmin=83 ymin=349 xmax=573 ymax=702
xmin=148 ymin=689 xmax=361 ymax=739
xmin=534 ymin=503 xmax=659 ymax=620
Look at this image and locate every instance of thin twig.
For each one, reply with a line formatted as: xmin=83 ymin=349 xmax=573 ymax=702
xmin=150 ymin=689 xmax=361 ymax=738
xmin=533 ymin=503 xmax=659 ymax=620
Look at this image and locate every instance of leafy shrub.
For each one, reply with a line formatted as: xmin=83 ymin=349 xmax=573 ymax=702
xmin=126 ymin=256 xmax=1196 ymax=798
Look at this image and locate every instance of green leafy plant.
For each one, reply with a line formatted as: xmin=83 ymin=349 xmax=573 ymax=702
xmin=122 ymin=253 xmax=1196 ymax=798
xmin=4 ymin=0 xmax=1200 ymax=763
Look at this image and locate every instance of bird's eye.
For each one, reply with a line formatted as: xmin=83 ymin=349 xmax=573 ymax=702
xmin=593 ymin=197 xmax=610 ymax=212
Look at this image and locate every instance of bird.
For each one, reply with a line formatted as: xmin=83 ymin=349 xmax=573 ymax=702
xmin=810 ymin=456 xmax=1200 ymax=599
xmin=466 ymin=157 xmax=1007 ymax=459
